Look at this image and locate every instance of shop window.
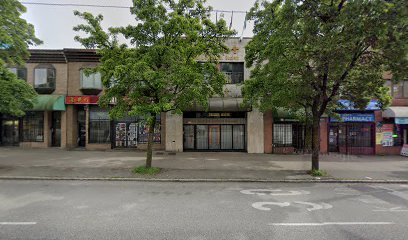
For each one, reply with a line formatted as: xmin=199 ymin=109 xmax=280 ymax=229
xmin=34 ymin=65 xmax=56 ymax=94
xmin=8 ymin=67 xmax=27 ymax=81
xmin=273 ymin=124 xmax=293 ymax=146
xmin=22 ymin=112 xmax=44 ymax=142
xmin=89 ymin=107 xmax=110 ymax=144
xmin=218 ymin=62 xmax=244 ymax=84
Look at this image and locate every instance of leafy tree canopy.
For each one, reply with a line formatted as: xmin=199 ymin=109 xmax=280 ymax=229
xmin=0 ymin=0 xmax=41 ymax=116
xmin=74 ymin=0 xmax=235 ymax=167
xmin=243 ymin=0 xmax=408 ymax=170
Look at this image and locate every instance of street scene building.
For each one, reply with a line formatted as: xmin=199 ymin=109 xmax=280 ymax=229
xmin=1 ymin=38 xmax=407 ymax=155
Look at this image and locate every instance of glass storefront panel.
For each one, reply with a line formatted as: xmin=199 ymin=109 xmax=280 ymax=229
xmin=209 ymin=125 xmax=221 ymax=150
xmin=183 ymin=125 xmax=195 ymax=150
xmin=221 ymin=125 xmax=233 ymax=149
xmin=233 ymin=125 xmax=245 ymax=150
xmin=196 ymin=125 xmax=209 ymax=149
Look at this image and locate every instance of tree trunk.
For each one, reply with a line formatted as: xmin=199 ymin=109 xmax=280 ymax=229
xmin=145 ymin=116 xmax=156 ymax=168
xmin=304 ymin=120 xmax=313 ymax=153
xmin=311 ymin=116 xmax=320 ymax=171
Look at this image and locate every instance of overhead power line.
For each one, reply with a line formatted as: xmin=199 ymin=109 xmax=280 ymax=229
xmin=20 ymin=2 xmax=248 ymax=13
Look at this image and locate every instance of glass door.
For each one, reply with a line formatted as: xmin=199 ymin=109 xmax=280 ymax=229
xmin=77 ymin=109 xmax=86 ymax=147
xmin=183 ymin=125 xmax=195 ymax=150
xmin=51 ymin=111 xmax=61 ymax=147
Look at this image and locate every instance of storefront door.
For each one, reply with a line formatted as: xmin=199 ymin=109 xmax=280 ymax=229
xmin=329 ymin=126 xmax=339 ymax=152
xmin=77 ymin=109 xmax=86 ymax=147
xmin=51 ymin=112 xmax=61 ymax=147
xmin=1 ymin=118 xmax=19 ymax=146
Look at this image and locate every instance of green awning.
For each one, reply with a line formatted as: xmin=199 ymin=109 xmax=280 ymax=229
xmin=31 ymin=95 xmax=66 ymax=111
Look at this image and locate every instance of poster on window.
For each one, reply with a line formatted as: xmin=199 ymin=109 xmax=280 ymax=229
xmin=381 ymin=124 xmax=394 ymax=147
xmin=137 ymin=122 xmax=161 ymax=143
xmin=115 ymin=123 xmax=126 ymax=147
xmin=400 ymin=144 xmax=408 ymax=157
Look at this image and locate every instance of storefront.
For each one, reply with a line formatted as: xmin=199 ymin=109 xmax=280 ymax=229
xmin=183 ymin=112 xmax=246 ymax=151
xmin=379 ymin=107 xmax=408 ymax=155
xmin=329 ymin=112 xmax=376 ymax=155
xmin=113 ymin=115 xmax=161 ymax=149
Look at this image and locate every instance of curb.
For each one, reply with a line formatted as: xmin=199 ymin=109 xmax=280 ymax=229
xmin=0 ymin=176 xmax=407 ymax=183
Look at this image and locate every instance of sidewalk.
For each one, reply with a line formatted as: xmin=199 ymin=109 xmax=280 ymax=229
xmin=0 ymin=147 xmax=407 ymax=181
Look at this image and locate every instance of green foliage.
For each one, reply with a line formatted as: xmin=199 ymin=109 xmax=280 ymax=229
xmin=308 ymin=169 xmax=328 ymax=177
xmin=244 ymin=0 xmax=407 ymax=117
xmin=132 ymin=166 xmax=161 ymax=175
xmin=74 ymin=0 xmax=235 ymax=120
xmin=243 ymin=0 xmax=408 ymax=169
xmin=0 ymin=68 xmax=37 ymax=117
xmin=0 ymin=0 xmax=41 ymax=116
xmin=74 ymin=0 xmax=235 ymax=167
xmin=0 ymin=0 xmax=42 ymax=66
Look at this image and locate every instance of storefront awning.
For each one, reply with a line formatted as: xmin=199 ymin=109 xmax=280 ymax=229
xmin=31 ymin=95 xmax=66 ymax=111
xmin=188 ymin=98 xmax=250 ymax=112
xmin=382 ymin=107 xmax=408 ymax=118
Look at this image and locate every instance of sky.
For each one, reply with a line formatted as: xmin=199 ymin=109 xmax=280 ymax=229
xmin=21 ymin=0 xmax=257 ymax=49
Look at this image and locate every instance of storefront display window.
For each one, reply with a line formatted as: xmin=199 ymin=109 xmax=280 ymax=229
xmin=89 ymin=107 xmax=110 ymax=144
xmin=22 ymin=112 xmax=44 ymax=142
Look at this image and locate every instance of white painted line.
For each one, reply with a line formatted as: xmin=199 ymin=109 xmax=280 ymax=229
xmin=365 ymin=177 xmax=373 ymax=180
xmin=252 ymin=201 xmax=291 ymax=211
xmin=269 ymin=222 xmax=394 ymax=226
xmin=0 ymin=222 xmax=37 ymax=225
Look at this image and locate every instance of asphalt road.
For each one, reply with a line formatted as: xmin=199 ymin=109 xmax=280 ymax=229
xmin=0 ymin=181 xmax=408 ymax=240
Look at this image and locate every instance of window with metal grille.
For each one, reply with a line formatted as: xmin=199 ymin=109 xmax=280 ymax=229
xmin=273 ymin=124 xmax=293 ymax=147
xmin=22 ymin=111 xmax=44 ymax=142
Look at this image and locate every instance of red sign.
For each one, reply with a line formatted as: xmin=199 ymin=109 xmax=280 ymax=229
xmin=65 ymin=96 xmax=99 ymax=105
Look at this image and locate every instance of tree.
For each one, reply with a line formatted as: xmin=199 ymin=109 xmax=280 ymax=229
xmin=74 ymin=0 xmax=235 ymax=168
xmin=243 ymin=0 xmax=408 ymax=170
xmin=0 ymin=0 xmax=41 ymax=116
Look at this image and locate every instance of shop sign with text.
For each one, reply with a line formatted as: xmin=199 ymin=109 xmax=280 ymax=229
xmin=65 ymin=96 xmax=99 ymax=105
xmin=330 ymin=113 xmax=375 ymax=122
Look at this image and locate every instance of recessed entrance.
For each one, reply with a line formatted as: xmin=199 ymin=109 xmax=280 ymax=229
xmin=0 ymin=116 xmax=19 ymax=146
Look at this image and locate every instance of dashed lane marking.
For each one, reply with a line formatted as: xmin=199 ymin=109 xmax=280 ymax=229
xmin=268 ymin=222 xmax=394 ymax=226
xmin=0 ymin=222 xmax=37 ymax=225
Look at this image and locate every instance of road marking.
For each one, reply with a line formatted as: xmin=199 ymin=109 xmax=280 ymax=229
xmin=373 ymin=207 xmax=408 ymax=212
xmin=293 ymin=201 xmax=333 ymax=211
xmin=252 ymin=202 xmax=290 ymax=211
xmin=268 ymin=222 xmax=394 ymax=226
xmin=240 ymin=189 xmax=310 ymax=196
xmin=365 ymin=177 xmax=373 ymax=180
xmin=0 ymin=222 xmax=37 ymax=225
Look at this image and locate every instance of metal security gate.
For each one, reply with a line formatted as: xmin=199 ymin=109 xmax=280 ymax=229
xmin=329 ymin=123 xmax=375 ymax=155
xmin=273 ymin=123 xmax=306 ymax=154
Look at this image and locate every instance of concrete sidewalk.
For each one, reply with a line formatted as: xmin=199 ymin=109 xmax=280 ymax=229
xmin=0 ymin=147 xmax=407 ymax=181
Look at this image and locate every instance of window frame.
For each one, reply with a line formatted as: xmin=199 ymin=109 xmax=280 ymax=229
xmin=218 ymin=62 xmax=245 ymax=84
xmin=388 ymin=80 xmax=408 ymax=99
xmin=88 ymin=106 xmax=111 ymax=144
xmin=80 ymin=69 xmax=102 ymax=90
xmin=22 ymin=111 xmax=44 ymax=142
xmin=34 ymin=64 xmax=56 ymax=92
xmin=8 ymin=67 xmax=27 ymax=81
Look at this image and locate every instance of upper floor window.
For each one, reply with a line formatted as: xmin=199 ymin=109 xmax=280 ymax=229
xmin=218 ymin=62 xmax=244 ymax=84
xmin=80 ymin=69 xmax=102 ymax=95
xmin=34 ymin=65 xmax=56 ymax=94
xmin=387 ymin=80 xmax=408 ymax=98
xmin=80 ymin=69 xmax=102 ymax=89
xmin=8 ymin=67 xmax=27 ymax=81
